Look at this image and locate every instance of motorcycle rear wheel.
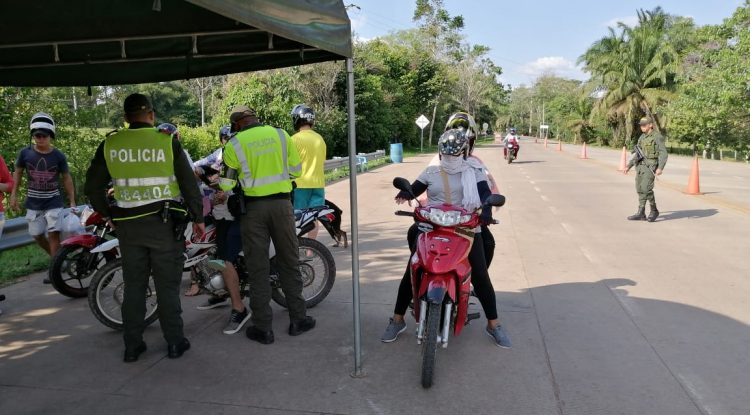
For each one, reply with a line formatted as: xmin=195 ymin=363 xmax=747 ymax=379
xmin=421 ymin=302 xmax=442 ymax=388
xmin=49 ymin=244 xmax=115 ymax=298
xmin=88 ymin=258 xmax=159 ymax=330
xmin=271 ymin=237 xmax=336 ymax=309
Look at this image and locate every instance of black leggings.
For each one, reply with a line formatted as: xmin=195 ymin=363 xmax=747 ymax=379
xmin=394 ymin=223 xmax=498 ymax=320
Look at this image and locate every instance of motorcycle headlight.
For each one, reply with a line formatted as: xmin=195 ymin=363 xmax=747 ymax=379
xmin=422 ymin=208 xmax=472 ymax=227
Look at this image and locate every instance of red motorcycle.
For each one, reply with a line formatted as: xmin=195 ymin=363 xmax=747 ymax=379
xmin=504 ymin=141 xmax=519 ymax=164
xmin=49 ymin=206 xmax=118 ymax=297
xmin=393 ymin=177 xmax=505 ymax=388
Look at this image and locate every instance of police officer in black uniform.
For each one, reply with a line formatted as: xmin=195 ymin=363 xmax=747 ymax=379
xmin=84 ymin=94 xmax=204 ymax=362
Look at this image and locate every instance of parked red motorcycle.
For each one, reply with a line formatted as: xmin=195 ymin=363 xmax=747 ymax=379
xmin=49 ymin=206 xmax=118 ymax=297
xmin=393 ymin=177 xmax=505 ymax=388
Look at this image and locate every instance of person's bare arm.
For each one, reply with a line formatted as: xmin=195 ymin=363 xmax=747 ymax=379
xmin=62 ymin=172 xmax=76 ymax=208
xmin=9 ymin=167 xmax=23 ymax=211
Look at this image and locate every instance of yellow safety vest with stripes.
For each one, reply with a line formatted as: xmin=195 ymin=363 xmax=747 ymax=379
xmin=219 ymin=125 xmax=301 ymax=196
xmin=104 ymin=128 xmax=181 ymax=211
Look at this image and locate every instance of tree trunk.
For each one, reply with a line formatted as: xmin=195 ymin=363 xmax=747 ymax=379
xmin=428 ymin=92 xmax=442 ymax=147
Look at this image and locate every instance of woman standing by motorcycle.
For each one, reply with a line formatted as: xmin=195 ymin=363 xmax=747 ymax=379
xmin=381 ymin=128 xmax=511 ymax=348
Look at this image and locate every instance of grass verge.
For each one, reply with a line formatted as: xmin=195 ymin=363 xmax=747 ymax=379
xmin=0 ymin=244 xmax=49 ymax=285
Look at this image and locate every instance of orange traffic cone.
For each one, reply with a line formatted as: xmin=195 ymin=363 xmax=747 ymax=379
xmin=617 ymin=146 xmax=627 ymax=171
xmin=580 ymin=142 xmax=588 ymax=159
xmin=685 ymin=156 xmax=702 ymax=195
xmin=557 ymin=140 xmax=562 ymax=151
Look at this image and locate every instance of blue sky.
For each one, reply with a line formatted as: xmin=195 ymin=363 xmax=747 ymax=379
xmin=346 ymin=0 xmax=745 ymax=87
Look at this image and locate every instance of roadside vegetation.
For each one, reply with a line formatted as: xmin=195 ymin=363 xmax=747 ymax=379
xmin=503 ymin=3 xmax=750 ymax=161
xmin=2 ymin=1 xmax=747 ymax=282
xmin=0 ymin=245 xmax=49 ymax=285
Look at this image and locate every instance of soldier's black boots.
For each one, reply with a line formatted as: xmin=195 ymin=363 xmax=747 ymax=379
xmin=627 ymin=207 xmax=647 ymax=221
xmin=648 ymin=204 xmax=659 ymax=222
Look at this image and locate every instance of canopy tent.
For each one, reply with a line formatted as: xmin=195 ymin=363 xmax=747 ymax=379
xmin=0 ymin=0 xmax=364 ymax=374
xmin=0 ymin=0 xmax=351 ymax=86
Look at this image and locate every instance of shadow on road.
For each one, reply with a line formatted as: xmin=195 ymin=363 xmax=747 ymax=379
xmin=1 ymin=272 xmax=750 ymax=414
xmin=508 ymin=160 xmax=545 ymax=164
xmin=657 ymin=209 xmax=718 ymax=221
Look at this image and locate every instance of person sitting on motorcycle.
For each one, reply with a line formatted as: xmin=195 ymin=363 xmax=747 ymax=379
xmin=503 ymin=128 xmax=520 ymax=159
xmin=420 ymin=111 xmax=499 ymax=267
xmin=193 ymin=126 xmax=251 ymax=335
xmin=381 ymin=128 xmax=512 ymax=348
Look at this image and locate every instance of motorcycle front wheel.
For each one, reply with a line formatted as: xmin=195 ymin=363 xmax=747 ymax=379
xmin=271 ymin=237 xmax=336 ymax=309
xmin=421 ymin=302 xmax=441 ymax=388
xmin=87 ymin=259 xmax=159 ymax=330
xmin=49 ymin=244 xmax=115 ymax=298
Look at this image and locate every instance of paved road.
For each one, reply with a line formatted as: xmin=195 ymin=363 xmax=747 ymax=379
xmin=1 ymin=139 xmax=748 ymax=415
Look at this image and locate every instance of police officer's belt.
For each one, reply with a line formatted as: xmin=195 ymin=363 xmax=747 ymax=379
xmin=110 ymin=201 xmax=165 ymax=220
xmin=244 ymin=192 xmax=291 ymax=202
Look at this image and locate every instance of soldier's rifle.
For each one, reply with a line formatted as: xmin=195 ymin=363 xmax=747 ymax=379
xmin=628 ymin=144 xmax=658 ymax=179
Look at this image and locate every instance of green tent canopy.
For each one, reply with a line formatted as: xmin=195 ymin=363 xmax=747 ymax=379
xmin=0 ymin=0 xmax=352 ymax=86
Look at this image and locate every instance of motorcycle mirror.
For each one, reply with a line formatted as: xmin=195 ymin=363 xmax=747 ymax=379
xmin=485 ymin=194 xmax=505 ymax=207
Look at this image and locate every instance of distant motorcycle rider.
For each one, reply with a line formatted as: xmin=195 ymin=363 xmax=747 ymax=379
xmin=503 ymin=128 xmax=520 ymax=160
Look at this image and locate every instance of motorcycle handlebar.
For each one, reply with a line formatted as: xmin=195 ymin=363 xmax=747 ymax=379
xmin=394 ymin=210 xmax=415 ymax=217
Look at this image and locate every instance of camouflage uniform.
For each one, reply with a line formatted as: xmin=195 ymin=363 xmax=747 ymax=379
xmin=627 ymin=121 xmax=668 ymax=222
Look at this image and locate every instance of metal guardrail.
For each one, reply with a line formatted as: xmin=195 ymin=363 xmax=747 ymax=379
xmin=0 ymin=216 xmax=33 ymax=251
xmin=0 ymin=205 xmax=88 ymax=252
xmin=324 ymin=150 xmax=386 ymax=171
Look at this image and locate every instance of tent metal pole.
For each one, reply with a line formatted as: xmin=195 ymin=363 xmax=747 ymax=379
xmin=346 ymin=57 xmax=363 ymax=377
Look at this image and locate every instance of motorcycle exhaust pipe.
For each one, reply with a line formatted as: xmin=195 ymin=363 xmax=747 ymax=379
xmin=441 ymin=303 xmax=452 ymax=348
xmin=416 ymin=299 xmax=427 ymax=345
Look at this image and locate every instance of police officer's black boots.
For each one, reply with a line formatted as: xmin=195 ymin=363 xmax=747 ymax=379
xmin=627 ymin=207 xmax=647 ymax=221
xmin=647 ymin=204 xmax=659 ymax=222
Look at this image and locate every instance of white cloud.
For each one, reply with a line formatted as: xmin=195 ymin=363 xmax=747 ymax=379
xmin=520 ymin=56 xmax=587 ymax=81
xmin=604 ymin=16 xmax=639 ymax=28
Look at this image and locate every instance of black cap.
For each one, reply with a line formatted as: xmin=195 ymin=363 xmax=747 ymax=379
xmin=123 ymin=93 xmax=153 ymax=114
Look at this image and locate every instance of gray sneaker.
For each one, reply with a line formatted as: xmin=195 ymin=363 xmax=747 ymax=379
xmin=380 ymin=318 xmax=407 ymax=343
xmin=223 ymin=307 xmax=251 ymax=334
xmin=196 ymin=295 xmax=229 ymax=310
xmin=486 ymin=325 xmax=512 ymax=349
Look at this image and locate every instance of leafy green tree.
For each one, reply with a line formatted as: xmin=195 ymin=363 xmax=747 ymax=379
xmin=668 ymin=2 xmax=750 ymax=156
xmin=579 ymin=8 xmax=696 ymax=144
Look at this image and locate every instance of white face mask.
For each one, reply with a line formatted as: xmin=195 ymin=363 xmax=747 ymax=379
xmin=439 ymin=154 xmax=465 ymax=174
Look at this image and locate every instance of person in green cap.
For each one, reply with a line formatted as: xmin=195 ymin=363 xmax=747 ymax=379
xmin=624 ymin=116 xmax=668 ymax=222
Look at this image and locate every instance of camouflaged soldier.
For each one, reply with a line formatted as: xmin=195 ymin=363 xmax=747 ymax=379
xmin=624 ymin=117 xmax=668 ymax=222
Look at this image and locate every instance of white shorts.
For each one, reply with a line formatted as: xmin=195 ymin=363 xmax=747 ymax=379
xmin=26 ymin=208 xmax=63 ymax=236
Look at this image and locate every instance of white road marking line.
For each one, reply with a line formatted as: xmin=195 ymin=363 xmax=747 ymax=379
xmin=579 ymin=246 xmax=596 ymax=263
xmin=529 ymin=180 xmax=535 ymax=184
xmin=541 ymin=195 xmax=549 ymax=202
xmin=560 ymin=222 xmax=572 ymax=234
xmin=549 ymin=206 xmax=559 ymax=215
xmin=534 ymin=186 xmax=541 ymax=192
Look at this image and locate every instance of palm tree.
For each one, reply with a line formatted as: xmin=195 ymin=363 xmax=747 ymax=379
xmin=578 ymin=8 xmax=690 ymax=141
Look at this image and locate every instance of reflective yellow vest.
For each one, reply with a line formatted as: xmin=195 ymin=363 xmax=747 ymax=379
xmin=220 ymin=125 xmax=301 ymax=196
xmin=104 ymin=128 xmax=181 ymax=212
